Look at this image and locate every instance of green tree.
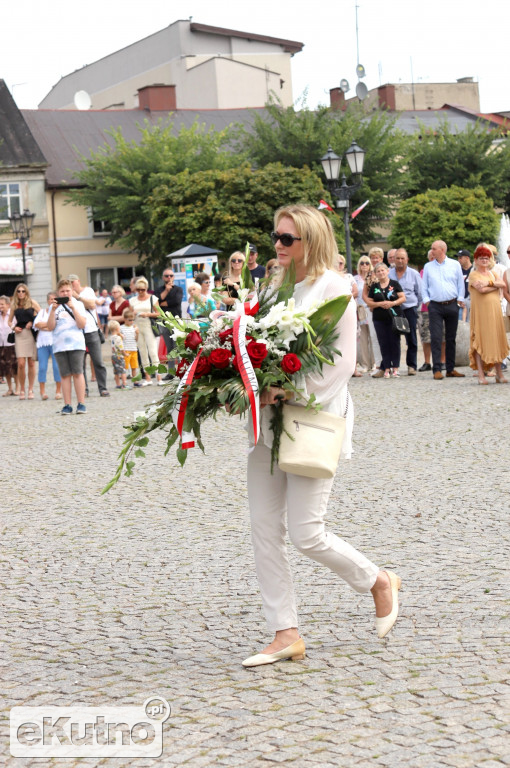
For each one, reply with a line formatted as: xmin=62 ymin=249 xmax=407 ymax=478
xmin=238 ymin=99 xmax=410 ymax=247
xmin=390 ymin=186 xmax=499 ymax=262
xmin=406 ymin=119 xmax=510 ymax=210
xmin=148 ymin=163 xmax=326 ymax=270
xmin=67 ymin=118 xmax=243 ymax=261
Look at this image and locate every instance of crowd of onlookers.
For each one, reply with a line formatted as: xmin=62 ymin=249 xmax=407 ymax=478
xmin=1 ymin=240 xmax=509 ymax=412
xmin=348 ymin=240 xmax=510 ymax=383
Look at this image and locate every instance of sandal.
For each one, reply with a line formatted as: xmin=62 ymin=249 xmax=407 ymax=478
xmin=28 ymin=391 xmax=34 ymax=399
xmin=55 ymin=393 xmax=62 ymax=400
xmin=2 ymin=390 xmax=14 ymax=397
xmin=41 ymin=394 xmax=49 ymax=400
xmin=19 ymin=393 xmax=26 ymax=400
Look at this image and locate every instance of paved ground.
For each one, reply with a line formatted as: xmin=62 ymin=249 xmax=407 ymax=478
xmin=1 ymin=366 xmax=509 ymax=767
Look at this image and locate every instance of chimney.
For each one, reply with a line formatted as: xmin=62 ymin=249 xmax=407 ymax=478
xmin=137 ymin=85 xmax=176 ymax=111
xmin=377 ymin=84 xmax=396 ymax=111
xmin=330 ymin=88 xmax=346 ymax=110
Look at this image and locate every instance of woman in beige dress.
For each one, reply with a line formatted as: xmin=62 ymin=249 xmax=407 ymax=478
xmin=128 ymin=277 xmax=163 ymax=385
xmin=468 ymin=244 xmax=509 ymax=384
xmin=8 ymin=283 xmax=41 ymax=399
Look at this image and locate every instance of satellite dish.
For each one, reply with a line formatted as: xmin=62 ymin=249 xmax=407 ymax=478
xmin=74 ymin=90 xmax=92 ymax=110
xmin=356 ymin=82 xmax=368 ymax=101
xmin=340 ymin=78 xmax=350 ymax=93
xmin=356 ymin=64 xmax=366 ymax=79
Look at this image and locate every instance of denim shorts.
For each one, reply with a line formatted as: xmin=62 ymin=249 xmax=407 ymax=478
xmin=55 ymin=349 xmax=85 ymax=377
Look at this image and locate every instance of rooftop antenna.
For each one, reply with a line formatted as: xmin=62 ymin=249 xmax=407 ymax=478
xmin=355 ymin=3 xmax=360 ymax=67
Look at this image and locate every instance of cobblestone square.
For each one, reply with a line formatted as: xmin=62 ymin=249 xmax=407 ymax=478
xmin=2 ymin=370 xmax=509 ymax=767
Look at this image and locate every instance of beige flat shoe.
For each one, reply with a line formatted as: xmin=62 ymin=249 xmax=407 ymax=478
xmin=242 ymin=639 xmax=306 ymax=668
xmin=375 ymin=571 xmax=402 ymax=639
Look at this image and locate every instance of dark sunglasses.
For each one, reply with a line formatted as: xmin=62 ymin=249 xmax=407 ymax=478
xmin=163 ymin=274 xmax=174 ymax=278
xmin=271 ymin=232 xmax=302 ymax=247
xmin=231 ymin=258 xmax=244 ymax=263
xmin=17 ymin=289 xmax=27 ymax=293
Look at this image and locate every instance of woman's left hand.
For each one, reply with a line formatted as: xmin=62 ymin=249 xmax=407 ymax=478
xmin=260 ymin=386 xmax=288 ymax=408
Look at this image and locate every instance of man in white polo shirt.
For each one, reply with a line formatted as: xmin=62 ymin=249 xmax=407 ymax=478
xmin=68 ymin=274 xmax=110 ymax=397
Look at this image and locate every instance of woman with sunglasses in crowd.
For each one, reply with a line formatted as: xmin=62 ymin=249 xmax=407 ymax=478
xmin=128 ymin=277 xmax=163 ymax=386
xmin=354 ymin=256 xmax=375 ymax=373
xmin=221 ymin=251 xmax=246 ymax=307
xmin=241 ymin=205 xmax=401 ymax=669
xmin=8 ymin=283 xmax=41 ymax=399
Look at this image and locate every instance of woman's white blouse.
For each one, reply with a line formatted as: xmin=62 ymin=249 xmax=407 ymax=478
xmin=255 ymin=269 xmax=356 ymax=458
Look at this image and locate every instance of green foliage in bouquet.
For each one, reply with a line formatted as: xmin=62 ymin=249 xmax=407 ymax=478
xmin=103 ymin=269 xmax=352 ymax=493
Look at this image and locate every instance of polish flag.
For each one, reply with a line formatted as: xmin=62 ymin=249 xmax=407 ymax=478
xmin=351 ymin=200 xmax=369 ymax=220
xmin=8 ymin=240 xmax=22 ymax=249
xmin=318 ymin=199 xmax=334 ymax=212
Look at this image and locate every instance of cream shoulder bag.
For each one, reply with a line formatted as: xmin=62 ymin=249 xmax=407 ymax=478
xmin=278 ymin=394 xmax=349 ymax=479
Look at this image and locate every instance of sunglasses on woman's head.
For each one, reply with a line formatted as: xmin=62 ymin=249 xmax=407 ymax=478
xmin=270 ymin=232 xmax=302 ymax=247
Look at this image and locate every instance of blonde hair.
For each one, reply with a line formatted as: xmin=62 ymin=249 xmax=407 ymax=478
xmin=108 ymin=320 xmax=121 ymax=333
xmin=11 ymin=283 xmax=35 ymax=311
xmin=111 ymin=284 xmax=125 ymax=297
xmin=368 ymin=247 xmax=384 ymax=261
xmin=357 ymin=256 xmax=372 ymax=273
xmin=187 ymin=281 xmax=201 ymax=294
xmin=122 ymin=307 xmax=135 ymax=320
xmin=135 ymin=277 xmax=149 ymax=290
xmin=274 ymin=205 xmax=337 ymax=283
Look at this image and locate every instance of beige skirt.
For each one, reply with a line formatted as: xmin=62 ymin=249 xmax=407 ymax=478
xmin=14 ymin=328 xmax=37 ymax=360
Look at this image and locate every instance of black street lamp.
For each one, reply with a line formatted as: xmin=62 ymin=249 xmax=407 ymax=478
xmin=320 ymin=141 xmax=365 ymax=274
xmin=9 ymin=208 xmax=35 ymax=285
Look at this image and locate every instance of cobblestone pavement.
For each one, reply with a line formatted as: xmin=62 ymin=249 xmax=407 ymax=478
xmin=1 ymin=367 xmax=509 ymax=768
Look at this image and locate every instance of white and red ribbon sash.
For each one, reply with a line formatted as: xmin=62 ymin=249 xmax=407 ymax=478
xmin=171 ymin=349 xmax=203 ymax=449
xmin=242 ymin=291 xmax=259 ymax=316
xmin=232 ymin=315 xmax=260 ymax=445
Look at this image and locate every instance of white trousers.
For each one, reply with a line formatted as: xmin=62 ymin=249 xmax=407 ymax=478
xmin=136 ymin=319 xmax=159 ymax=369
xmin=247 ymin=443 xmax=380 ymax=632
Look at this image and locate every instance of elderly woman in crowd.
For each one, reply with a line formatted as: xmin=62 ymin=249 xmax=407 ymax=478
xmin=365 ymin=262 xmax=406 ymax=378
xmin=8 ymin=283 xmax=41 ymax=399
xmin=362 ymin=247 xmax=385 ymax=370
xmin=468 ymin=243 xmax=509 ymax=384
xmin=0 ymin=295 xmax=19 ymax=396
xmin=354 ymin=256 xmax=375 ymax=373
xmin=108 ymin=285 xmax=130 ymax=324
xmin=129 ymin=277 xmax=163 ymax=385
xmin=241 ymin=204 xmax=401 ymax=669
xmin=220 ymin=251 xmax=246 ymax=307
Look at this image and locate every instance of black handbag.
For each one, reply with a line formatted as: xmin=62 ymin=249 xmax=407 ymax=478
xmin=390 ymin=309 xmax=410 ymax=335
xmin=7 ymin=331 xmax=15 ymax=344
xmin=150 ymin=295 xmax=162 ymax=336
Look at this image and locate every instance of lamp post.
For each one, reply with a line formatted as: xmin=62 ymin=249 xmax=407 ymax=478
xmin=320 ymin=141 xmax=365 ymax=274
xmin=9 ymin=208 xmax=35 ymax=285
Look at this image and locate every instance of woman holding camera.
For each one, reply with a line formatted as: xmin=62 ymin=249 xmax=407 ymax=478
xmin=8 ymin=283 xmax=41 ymax=399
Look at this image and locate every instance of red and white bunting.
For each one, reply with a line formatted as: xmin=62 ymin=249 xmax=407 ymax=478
xmin=351 ymin=199 xmax=369 ymax=220
xmin=171 ymin=349 xmax=203 ymax=449
xmin=318 ymin=199 xmax=334 ymax=212
xmin=232 ymin=315 xmax=260 ymax=444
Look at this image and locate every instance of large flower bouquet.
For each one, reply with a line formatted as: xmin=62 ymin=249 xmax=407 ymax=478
xmin=103 ymin=263 xmax=350 ymax=493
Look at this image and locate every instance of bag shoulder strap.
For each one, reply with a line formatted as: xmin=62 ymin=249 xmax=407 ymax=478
xmin=86 ymin=307 xmax=100 ymax=329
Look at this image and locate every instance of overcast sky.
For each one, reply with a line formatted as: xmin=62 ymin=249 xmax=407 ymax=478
xmin=2 ymin=0 xmax=508 ymax=113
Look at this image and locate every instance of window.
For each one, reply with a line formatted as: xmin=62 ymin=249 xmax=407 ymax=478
xmin=92 ymin=216 xmax=111 ymax=235
xmin=0 ymin=183 xmax=21 ymax=221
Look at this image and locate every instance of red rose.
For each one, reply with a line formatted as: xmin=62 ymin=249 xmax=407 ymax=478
xmin=184 ymin=330 xmax=202 ymax=350
xmin=246 ymin=341 xmax=268 ymax=368
xmin=281 ymin=353 xmax=302 ymax=375
xmin=218 ymin=328 xmax=233 ymax=343
xmin=209 ymin=348 xmax=232 ymax=369
xmin=175 ymin=359 xmax=189 ymax=379
xmin=194 ymin=356 xmax=212 ymax=379
xmin=232 ymin=355 xmax=240 ymax=372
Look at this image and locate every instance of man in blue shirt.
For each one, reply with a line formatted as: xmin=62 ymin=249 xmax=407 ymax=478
xmin=422 ymin=240 xmax=465 ymax=379
xmin=389 ymin=249 xmax=422 ymax=375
